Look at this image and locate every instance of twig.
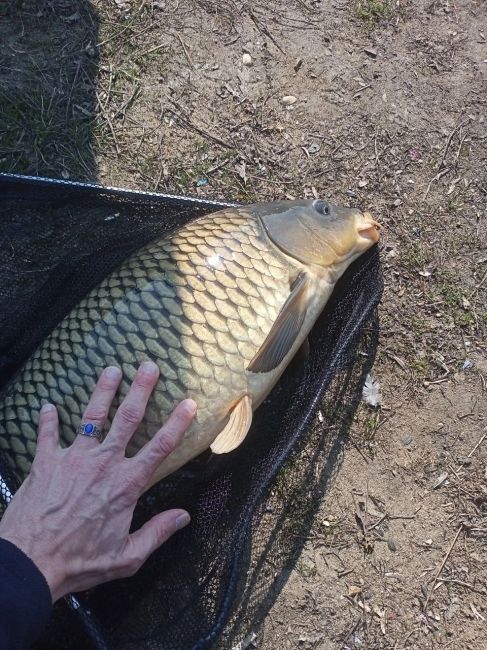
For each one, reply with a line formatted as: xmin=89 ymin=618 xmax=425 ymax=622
xmin=438 ymin=122 xmax=463 ymax=170
xmin=434 ymin=578 xmax=486 ymax=595
xmin=65 ymin=59 xmax=81 ymax=123
xmin=352 ymin=84 xmax=371 ymax=99
xmin=115 ymin=84 xmax=141 ymax=123
xmin=376 ymin=411 xmax=396 ymax=430
xmin=205 ymin=155 xmax=238 ymax=175
xmin=163 ymin=98 xmax=234 ymax=150
xmin=423 ymin=167 xmax=450 ymax=200
xmin=469 ymin=266 xmax=487 ymax=298
xmin=341 ymin=618 xmax=361 ymax=648
xmin=134 ymin=43 xmax=167 ymax=60
xmin=467 ymin=430 xmax=486 ymax=458
xmin=248 ymin=9 xmax=287 ymax=55
xmin=423 ymin=524 xmax=463 ymax=611
xmin=95 ymin=90 xmax=120 ymax=155
xmin=368 ymin=514 xmax=387 ymax=531
xmin=176 ymin=33 xmax=194 ymax=69
xmin=374 ymin=128 xmax=380 ymax=166
xmin=437 ymin=120 xmax=470 ymax=171
xmin=351 ymin=438 xmax=370 ymax=464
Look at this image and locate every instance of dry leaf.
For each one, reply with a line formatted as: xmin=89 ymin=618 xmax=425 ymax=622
xmin=234 ymin=160 xmax=247 ymax=184
xmin=348 ymin=585 xmax=362 ymax=596
xmin=432 ymin=472 xmax=448 ymax=489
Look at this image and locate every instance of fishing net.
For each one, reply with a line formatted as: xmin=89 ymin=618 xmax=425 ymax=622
xmin=0 ymin=173 xmax=383 ymax=650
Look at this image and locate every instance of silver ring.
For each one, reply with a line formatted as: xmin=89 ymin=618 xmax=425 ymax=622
xmin=78 ymin=422 xmax=103 ymax=443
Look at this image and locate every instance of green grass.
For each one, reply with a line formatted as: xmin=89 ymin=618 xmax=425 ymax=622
xmin=355 ymin=0 xmax=390 ymax=24
xmin=0 ymin=4 xmax=99 ymax=179
xmin=437 ymin=269 xmax=462 ymax=307
xmin=399 ymin=242 xmax=434 ymax=271
xmin=0 ymin=86 xmax=95 ymax=178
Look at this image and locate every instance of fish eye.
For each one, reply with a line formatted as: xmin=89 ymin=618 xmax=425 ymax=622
xmin=313 ymin=200 xmax=330 ymax=215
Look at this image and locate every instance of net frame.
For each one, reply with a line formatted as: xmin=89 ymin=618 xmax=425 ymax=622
xmin=0 ymin=173 xmax=383 ymax=649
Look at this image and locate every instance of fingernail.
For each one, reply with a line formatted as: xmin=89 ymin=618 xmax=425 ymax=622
xmin=175 ymin=512 xmax=191 ymax=530
xmin=182 ymin=399 xmax=197 ymax=415
xmin=40 ymin=403 xmax=55 ymax=413
xmin=141 ymin=361 xmax=159 ymax=376
xmin=105 ymin=366 xmax=122 ymax=379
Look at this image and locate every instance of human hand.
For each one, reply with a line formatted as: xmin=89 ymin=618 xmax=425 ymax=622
xmin=0 ymin=361 xmax=196 ymax=603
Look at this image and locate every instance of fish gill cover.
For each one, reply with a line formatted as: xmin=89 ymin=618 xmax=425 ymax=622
xmin=0 ymin=174 xmax=383 ymax=650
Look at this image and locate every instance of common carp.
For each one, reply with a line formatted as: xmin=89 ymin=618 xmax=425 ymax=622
xmin=0 ymin=200 xmax=379 ymax=488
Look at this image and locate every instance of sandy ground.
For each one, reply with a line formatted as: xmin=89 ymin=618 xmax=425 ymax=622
xmin=0 ymin=0 xmax=486 ymax=648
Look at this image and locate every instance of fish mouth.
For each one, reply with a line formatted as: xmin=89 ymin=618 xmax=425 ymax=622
xmin=357 ymin=211 xmax=380 ymax=244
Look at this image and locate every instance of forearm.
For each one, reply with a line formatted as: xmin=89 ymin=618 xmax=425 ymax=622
xmin=0 ymin=538 xmax=52 ymax=650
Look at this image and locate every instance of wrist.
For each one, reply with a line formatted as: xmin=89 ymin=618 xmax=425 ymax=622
xmin=0 ymin=531 xmax=65 ymax=602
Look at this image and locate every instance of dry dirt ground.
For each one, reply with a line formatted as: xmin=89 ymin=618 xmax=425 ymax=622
xmin=0 ymin=1 xmax=486 ymax=649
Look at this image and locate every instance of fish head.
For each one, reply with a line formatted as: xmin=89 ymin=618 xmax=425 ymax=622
xmin=255 ymin=199 xmax=380 ymax=268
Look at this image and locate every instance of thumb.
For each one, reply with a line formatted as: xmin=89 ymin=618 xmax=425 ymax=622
xmin=125 ymin=509 xmax=191 ymax=568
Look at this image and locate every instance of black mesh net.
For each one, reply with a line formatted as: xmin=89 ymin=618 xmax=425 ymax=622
xmin=0 ymin=174 xmax=383 ymax=650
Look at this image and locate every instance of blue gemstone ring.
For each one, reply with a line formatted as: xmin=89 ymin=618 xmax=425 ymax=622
xmin=78 ymin=422 xmax=103 ymax=443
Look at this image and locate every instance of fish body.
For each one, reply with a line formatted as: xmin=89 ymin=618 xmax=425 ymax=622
xmin=0 ymin=200 xmax=379 ymax=488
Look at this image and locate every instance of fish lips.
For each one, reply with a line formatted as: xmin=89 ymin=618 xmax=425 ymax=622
xmin=357 ymin=212 xmax=381 ymax=244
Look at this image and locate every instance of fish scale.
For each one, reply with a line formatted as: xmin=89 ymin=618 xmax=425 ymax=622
xmin=0 ymin=208 xmax=293 ymax=482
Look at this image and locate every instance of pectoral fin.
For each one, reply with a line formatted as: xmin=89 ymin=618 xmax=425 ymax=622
xmin=210 ymin=395 xmax=253 ymax=454
xmin=248 ymin=271 xmax=309 ymax=373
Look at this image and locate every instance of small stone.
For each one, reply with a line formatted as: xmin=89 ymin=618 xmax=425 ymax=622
xmin=242 ymin=53 xmax=252 ymax=67
xmin=358 ymin=179 xmax=368 ymax=188
xmin=387 ymin=538 xmax=397 ymax=552
xmin=401 ymin=434 xmax=413 ymax=446
xmin=281 ymin=95 xmax=298 ymax=106
xmin=457 ymin=456 xmax=472 ymax=466
xmin=364 ymin=47 xmax=377 ymax=58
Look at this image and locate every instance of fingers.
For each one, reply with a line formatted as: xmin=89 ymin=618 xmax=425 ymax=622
xmin=108 ymin=361 xmax=160 ymax=450
xmin=120 ymin=509 xmax=191 ymax=576
xmin=36 ymin=403 xmax=60 ymax=455
xmin=131 ymin=399 xmax=196 ymax=481
xmin=75 ymin=366 xmax=122 ymax=448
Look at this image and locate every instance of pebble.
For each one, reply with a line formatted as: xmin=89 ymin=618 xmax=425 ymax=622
xmin=281 ymin=95 xmax=298 ymax=105
xmin=401 ymin=434 xmax=413 ymax=446
xmin=242 ymin=53 xmax=252 ymax=67
xmin=364 ymin=47 xmax=378 ymax=58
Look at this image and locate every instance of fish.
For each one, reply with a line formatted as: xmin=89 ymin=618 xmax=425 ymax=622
xmin=0 ymin=199 xmax=379 ymax=489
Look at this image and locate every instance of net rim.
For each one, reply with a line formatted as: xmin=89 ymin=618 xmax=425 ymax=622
xmin=0 ymin=172 xmax=240 ymax=208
